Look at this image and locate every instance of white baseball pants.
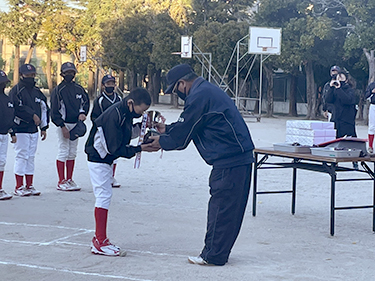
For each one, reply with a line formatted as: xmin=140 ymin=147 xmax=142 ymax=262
xmin=88 ymin=161 xmax=113 ymax=210
xmin=369 ymin=104 xmax=375 ymax=135
xmin=0 ymin=134 xmax=8 ymax=171
xmin=14 ymin=132 xmax=38 ymax=176
xmin=56 ymin=124 xmax=78 ymax=162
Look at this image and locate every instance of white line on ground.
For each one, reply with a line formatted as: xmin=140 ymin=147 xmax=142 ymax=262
xmin=0 ymin=221 xmax=91 ymax=232
xmin=0 ymin=260 xmax=156 ymax=281
xmin=39 ymin=230 xmax=93 ymax=246
xmin=0 ymin=221 xmax=189 ymax=258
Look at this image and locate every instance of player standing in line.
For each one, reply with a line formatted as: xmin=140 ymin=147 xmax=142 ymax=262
xmin=364 ymin=81 xmax=375 ymax=154
xmin=50 ymin=62 xmax=89 ymax=191
xmin=9 ymin=64 xmax=49 ymax=196
xmin=0 ymin=70 xmax=16 ymax=200
xmin=85 ymin=87 xmax=159 ymax=256
xmin=90 ymin=74 xmax=122 ymax=188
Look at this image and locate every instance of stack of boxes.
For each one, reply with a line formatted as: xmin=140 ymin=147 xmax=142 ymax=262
xmin=286 ymin=120 xmax=336 ymax=146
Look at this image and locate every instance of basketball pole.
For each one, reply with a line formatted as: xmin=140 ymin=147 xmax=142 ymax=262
xmin=259 ymin=53 xmax=263 ymax=117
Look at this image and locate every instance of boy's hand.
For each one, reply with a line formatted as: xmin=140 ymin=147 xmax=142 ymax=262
xmin=62 ymin=126 xmax=70 ymax=138
xmin=41 ymin=130 xmax=47 ymax=141
xmin=11 ymin=135 xmax=17 ymax=143
xmin=141 ymin=143 xmax=161 ymax=152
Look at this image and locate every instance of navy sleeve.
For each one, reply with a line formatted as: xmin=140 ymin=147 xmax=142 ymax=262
xmin=9 ymin=86 xmax=35 ymax=123
xmin=159 ymin=95 xmax=206 ymax=151
xmin=50 ymin=86 xmax=65 ymax=127
xmin=82 ymin=88 xmax=90 ymax=115
xmin=365 ymin=82 xmax=375 ymax=100
xmin=90 ymin=98 xmax=101 ymax=122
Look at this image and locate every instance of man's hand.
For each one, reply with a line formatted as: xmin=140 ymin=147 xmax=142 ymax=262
xmin=61 ymin=126 xmax=70 ymax=139
xmin=323 ymin=111 xmax=329 ymax=118
xmin=11 ymin=135 xmax=17 ymax=143
xmin=33 ymin=114 xmax=41 ymax=126
xmin=141 ymin=142 xmax=161 ymax=152
xmin=78 ymin=114 xmax=86 ymax=121
xmin=154 ymin=123 xmax=166 ymax=134
xmin=41 ymin=130 xmax=47 ymax=141
xmin=372 ymin=88 xmax=375 ymax=94
xmin=149 ymin=135 xmax=162 ymax=149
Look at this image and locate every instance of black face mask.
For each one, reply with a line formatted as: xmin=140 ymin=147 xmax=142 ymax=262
xmin=64 ymin=74 xmax=75 ymax=83
xmin=105 ymin=86 xmax=114 ymax=94
xmin=21 ymin=77 xmax=35 ymax=88
xmin=0 ymin=83 xmax=6 ymax=93
xmin=130 ymin=102 xmax=143 ymax=118
xmin=176 ymin=88 xmax=187 ymax=101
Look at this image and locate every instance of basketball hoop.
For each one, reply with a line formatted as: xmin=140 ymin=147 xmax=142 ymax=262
xmin=262 ymin=47 xmax=268 ymax=52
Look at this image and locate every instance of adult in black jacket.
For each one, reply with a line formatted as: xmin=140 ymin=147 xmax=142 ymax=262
xmin=0 ymin=70 xmax=16 ymax=200
xmin=9 ymin=64 xmax=49 ymax=196
xmin=85 ymin=88 xmax=158 ymax=256
xmin=324 ymin=71 xmax=357 ymax=138
xmin=322 ymin=66 xmax=342 ymax=120
xmin=150 ymin=64 xmax=255 ymax=266
xmin=50 ymin=62 xmax=90 ymax=191
xmin=364 ymin=81 xmax=375 ymax=153
xmin=90 ymin=75 xmax=122 ymax=187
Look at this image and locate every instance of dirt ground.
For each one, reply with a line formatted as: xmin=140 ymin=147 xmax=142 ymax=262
xmin=1 ymin=104 xmax=374 ymax=281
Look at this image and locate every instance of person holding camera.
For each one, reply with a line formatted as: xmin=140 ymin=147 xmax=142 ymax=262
xmin=364 ymin=82 xmax=375 ymax=154
xmin=322 ymin=66 xmax=341 ymax=120
xmin=324 ymin=70 xmax=357 ymax=139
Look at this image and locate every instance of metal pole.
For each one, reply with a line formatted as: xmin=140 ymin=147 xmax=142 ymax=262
xmin=259 ymin=54 xmax=263 ymax=117
xmin=235 ymin=41 xmax=240 ymax=108
xmin=208 ymin=53 xmax=212 ymax=83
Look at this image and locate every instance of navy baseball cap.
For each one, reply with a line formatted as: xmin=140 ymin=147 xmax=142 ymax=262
xmin=61 ymin=62 xmax=77 ymax=73
xmin=165 ymin=64 xmax=195 ymax=94
xmin=0 ymin=70 xmax=10 ymax=84
xmin=19 ymin=64 xmax=36 ymax=75
xmin=102 ymin=74 xmax=115 ymax=85
xmin=69 ymin=120 xmax=87 ymax=141
xmin=330 ymin=65 xmax=341 ymax=72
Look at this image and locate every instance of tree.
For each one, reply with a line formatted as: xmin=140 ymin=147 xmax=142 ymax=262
xmin=101 ymin=14 xmax=152 ymax=90
xmin=149 ymin=12 xmax=182 ymax=104
xmin=0 ymin=2 xmax=36 ymax=84
xmin=255 ymin=0 xmax=345 ymax=118
xmin=39 ymin=3 xmax=73 ymax=94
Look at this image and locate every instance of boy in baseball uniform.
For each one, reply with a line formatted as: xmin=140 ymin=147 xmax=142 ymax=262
xmin=91 ymin=74 xmax=122 ymax=187
xmin=50 ymin=62 xmax=89 ymax=191
xmin=85 ymin=87 xmax=158 ymax=256
xmin=9 ymin=64 xmax=49 ymax=196
xmin=0 ymin=70 xmax=16 ymax=200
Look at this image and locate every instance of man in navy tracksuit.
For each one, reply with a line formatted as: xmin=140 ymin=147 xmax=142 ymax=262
xmin=50 ymin=62 xmax=90 ymax=191
xmin=0 ymin=70 xmax=16 ymax=200
xmin=91 ymin=75 xmax=122 ymax=187
xmin=9 ymin=64 xmax=49 ymax=196
xmin=150 ymin=64 xmax=255 ymax=266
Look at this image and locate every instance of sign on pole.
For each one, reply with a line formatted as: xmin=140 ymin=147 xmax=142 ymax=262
xmin=80 ymin=45 xmax=87 ymax=62
xmin=181 ymin=36 xmax=193 ymax=58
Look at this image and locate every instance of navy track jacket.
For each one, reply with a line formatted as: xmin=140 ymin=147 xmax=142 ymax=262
xmin=0 ymin=92 xmax=15 ymax=135
xmin=159 ymin=77 xmax=255 ymax=168
xmin=9 ymin=81 xmax=49 ymax=134
xmin=50 ymin=80 xmax=89 ymax=127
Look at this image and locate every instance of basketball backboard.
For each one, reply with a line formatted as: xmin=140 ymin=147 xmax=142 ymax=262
xmin=248 ymin=27 xmax=281 ymax=55
xmin=181 ymin=36 xmax=193 ymax=58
